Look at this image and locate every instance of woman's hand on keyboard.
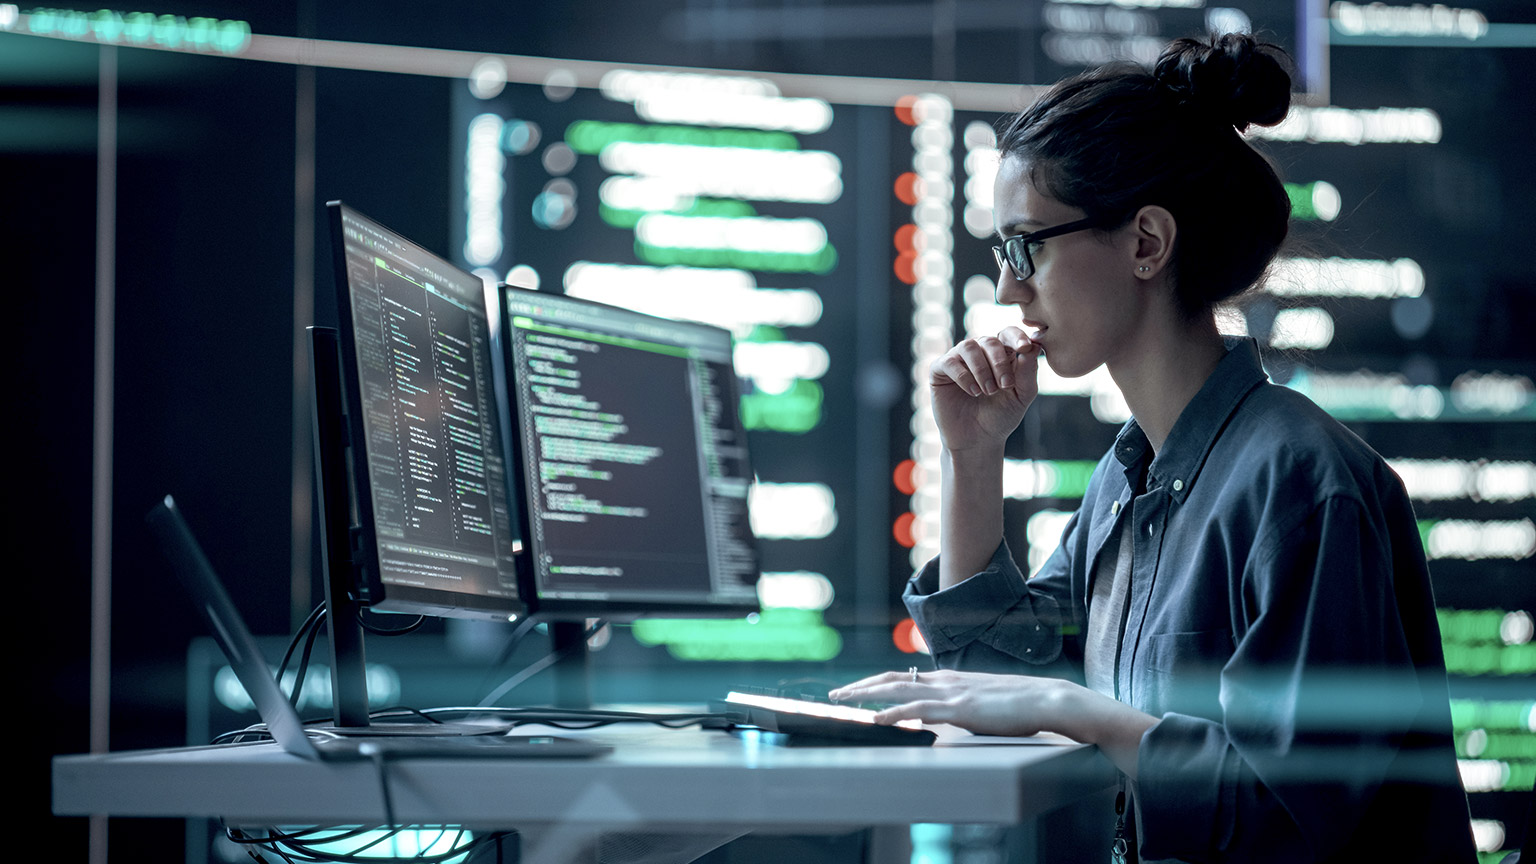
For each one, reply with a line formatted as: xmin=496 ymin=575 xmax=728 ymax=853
xmin=830 ymin=669 xmax=1065 ymax=737
xmin=829 ymin=669 xmax=1157 ymax=777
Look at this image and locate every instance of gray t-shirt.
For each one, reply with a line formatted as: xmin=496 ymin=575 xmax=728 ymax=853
xmin=1083 ymin=515 xmax=1134 ymax=698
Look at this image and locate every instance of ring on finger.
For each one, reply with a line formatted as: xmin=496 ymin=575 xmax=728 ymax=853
xmin=909 ymin=666 xmax=919 ymax=684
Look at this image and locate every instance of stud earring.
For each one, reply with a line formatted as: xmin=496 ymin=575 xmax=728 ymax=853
xmin=1137 ymin=266 xmax=1150 ymax=273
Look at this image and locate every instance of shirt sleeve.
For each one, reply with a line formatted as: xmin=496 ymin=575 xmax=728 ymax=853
xmin=903 ymin=522 xmax=1081 ymax=676
xmin=1133 ymin=494 xmax=1469 ymax=863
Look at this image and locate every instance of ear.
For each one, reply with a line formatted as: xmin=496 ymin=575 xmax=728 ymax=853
xmin=1129 ymin=205 xmax=1176 ymax=280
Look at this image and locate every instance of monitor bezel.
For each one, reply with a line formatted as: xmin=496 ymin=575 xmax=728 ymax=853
xmin=324 ymin=200 xmax=526 ymax=623
xmin=492 ymin=284 xmax=761 ymax=622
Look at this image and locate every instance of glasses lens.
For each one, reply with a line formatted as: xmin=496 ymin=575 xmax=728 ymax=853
xmin=1003 ymin=237 xmax=1032 ymax=280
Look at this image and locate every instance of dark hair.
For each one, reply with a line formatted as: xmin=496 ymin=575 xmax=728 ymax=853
xmin=997 ymin=32 xmax=1294 ymax=313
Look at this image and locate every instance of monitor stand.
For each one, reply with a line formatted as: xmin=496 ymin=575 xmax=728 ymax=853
xmin=309 ymin=326 xmax=372 ymax=729
xmin=548 ymin=621 xmax=592 ymax=710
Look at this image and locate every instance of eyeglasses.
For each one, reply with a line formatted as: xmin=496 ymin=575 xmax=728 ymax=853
xmin=991 ymin=216 xmax=1104 ymax=283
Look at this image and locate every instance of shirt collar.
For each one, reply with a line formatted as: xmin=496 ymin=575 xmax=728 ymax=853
xmin=1112 ymin=337 xmax=1270 ymax=503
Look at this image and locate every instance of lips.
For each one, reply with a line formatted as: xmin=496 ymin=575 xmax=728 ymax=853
xmin=1019 ymin=321 xmax=1046 ymax=355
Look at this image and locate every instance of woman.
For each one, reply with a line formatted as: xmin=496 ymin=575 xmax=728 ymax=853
xmin=831 ymin=32 xmax=1475 ymax=864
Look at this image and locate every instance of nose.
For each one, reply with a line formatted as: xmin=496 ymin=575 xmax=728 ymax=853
xmin=995 ymin=265 xmax=1031 ymax=305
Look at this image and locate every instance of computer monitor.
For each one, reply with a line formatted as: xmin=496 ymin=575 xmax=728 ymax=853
xmin=315 ymin=204 xmax=759 ymax=719
xmin=325 ymin=201 xmax=524 ymax=620
xmin=495 ymin=287 xmax=761 ymax=621
xmin=317 ymin=201 xmax=526 ymax=725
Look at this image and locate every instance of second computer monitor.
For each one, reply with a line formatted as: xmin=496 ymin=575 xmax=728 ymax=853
xmin=498 ymin=287 xmax=760 ymax=619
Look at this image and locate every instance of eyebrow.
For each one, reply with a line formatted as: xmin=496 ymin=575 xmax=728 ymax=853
xmin=995 ymin=218 xmax=1045 ymax=239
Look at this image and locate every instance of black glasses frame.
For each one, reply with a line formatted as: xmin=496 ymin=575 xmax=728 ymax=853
xmin=991 ymin=216 xmax=1105 ymax=283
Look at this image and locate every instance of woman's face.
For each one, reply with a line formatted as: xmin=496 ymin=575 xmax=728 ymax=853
xmin=992 ymin=156 xmax=1147 ymax=379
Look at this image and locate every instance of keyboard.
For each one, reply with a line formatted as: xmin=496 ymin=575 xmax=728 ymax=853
xmin=713 ymin=691 xmax=936 ymax=746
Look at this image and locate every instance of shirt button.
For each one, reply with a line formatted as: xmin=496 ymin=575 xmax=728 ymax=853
xmin=1173 ymin=479 xmax=1184 ymax=492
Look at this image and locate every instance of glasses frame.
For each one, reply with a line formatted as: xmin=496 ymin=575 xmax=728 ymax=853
xmin=991 ymin=216 xmax=1105 ymax=284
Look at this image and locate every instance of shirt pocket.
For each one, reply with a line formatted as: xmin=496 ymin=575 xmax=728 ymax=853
xmin=1140 ymin=629 xmax=1234 ymax=719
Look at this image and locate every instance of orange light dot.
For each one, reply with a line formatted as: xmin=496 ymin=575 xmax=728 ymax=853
xmin=894 ymin=95 xmax=918 ymax=126
xmin=893 ymin=223 xmax=918 ymax=252
xmin=893 ymin=511 xmax=917 ymax=547
xmin=893 ymin=618 xmax=930 ymax=654
xmin=893 ymin=459 xmax=917 ymax=495
xmin=893 ymin=251 xmax=917 ymax=285
xmin=894 ymin=171 xmax=920 ymax=206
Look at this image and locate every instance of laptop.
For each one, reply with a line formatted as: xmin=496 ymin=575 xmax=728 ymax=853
xmin=146 ymin=495 xmax=609 ymax=761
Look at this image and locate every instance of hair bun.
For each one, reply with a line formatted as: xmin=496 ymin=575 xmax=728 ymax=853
xmin=1154 ymin=32 xmax=1292 ymax=131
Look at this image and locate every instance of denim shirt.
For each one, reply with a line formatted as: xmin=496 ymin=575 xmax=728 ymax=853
xmin=905 ymin=339 xmax=1475 ymax=864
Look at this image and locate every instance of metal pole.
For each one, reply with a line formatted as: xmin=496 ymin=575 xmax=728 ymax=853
xmin=291 ymin=61 xmax=317 ymax=627
xmin=89 ymin=41 xmax=118 ymax=864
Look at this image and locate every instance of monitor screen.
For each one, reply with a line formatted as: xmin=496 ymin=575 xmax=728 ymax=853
xmin=497 ymin=287 xmax=760 ymax=618
xmin=325 ymin=201 xmax=523 ymax=620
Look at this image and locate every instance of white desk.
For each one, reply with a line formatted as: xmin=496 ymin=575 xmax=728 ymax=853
xmin=54 ymin=724 xmax=1116 ymax=861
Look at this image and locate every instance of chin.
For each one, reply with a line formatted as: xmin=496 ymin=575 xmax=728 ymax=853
xmin=1043 ymin=352 xmax=1090 ymax=380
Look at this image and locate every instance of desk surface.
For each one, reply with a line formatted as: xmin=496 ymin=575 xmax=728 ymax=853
xmin=54 ymin=723 xmax=1115 ymax=830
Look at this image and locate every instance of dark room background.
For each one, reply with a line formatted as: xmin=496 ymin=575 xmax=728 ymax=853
xmin=10 ymin=1 xmax=1534 ymax=861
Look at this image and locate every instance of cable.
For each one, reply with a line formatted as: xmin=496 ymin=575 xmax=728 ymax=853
xmin=210 ymin=704 xmax=729 ymax=750
xmin=494 ymin=616 xmax=543 ymax=666
xmin=226 ymin=823 xmax=514 ymax=864
xmin=225 ymin=826 xmax=376 ymax=845
xmin=476 ymin=620 xmax=604 ymax=707
xmin=272 ymin=600 xmax=424 ymax=715
xmin=287 ymin=607 xmax=329 ymax=711
xmin=276 ymin=604 xmax=328 ymax=707
xmin=474 ymin=615 xmax=542 ymax=698
xmin=272 ymin=601 xmax=422 ymax=714
xmin=355 ymin=705 xmax=456 ymax=728
xmin=475 ymin=647 xmax=564 ymax=707
xmin=211 ymin=722 xmax=278 ymax=745
xmin=277 ymin=604 xmax=326 ymax=680
xmin=361 ymin=744 xmax=398 ymax=839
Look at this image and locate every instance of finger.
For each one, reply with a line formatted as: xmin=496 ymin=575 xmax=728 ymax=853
xmin=997 ymin=326 xmax=1033 ymax=353
xmin=963 ymin=339 xmax=1011 ymax=395
xmin=828 ymin=682 xmax=902 ymax=702
xmin=932 ymin=351 xmax=984 ymax=397
xmin=977 ymin=337 xmax=1018 ymax=391
xmin=1011 ymin=347 xmax=1038 ymax=388
xmin=951 ymin=339 xmax=1010 ymax=395
xmin=831 ymin=680 xmax=946 ymax=705
xmin=873 ymin=700 xmax=954 ymax=726
xmin=829 ymin=671 xmax=916 ymax=700
xmin=829 ymin=667 xmax=921 ymax=701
